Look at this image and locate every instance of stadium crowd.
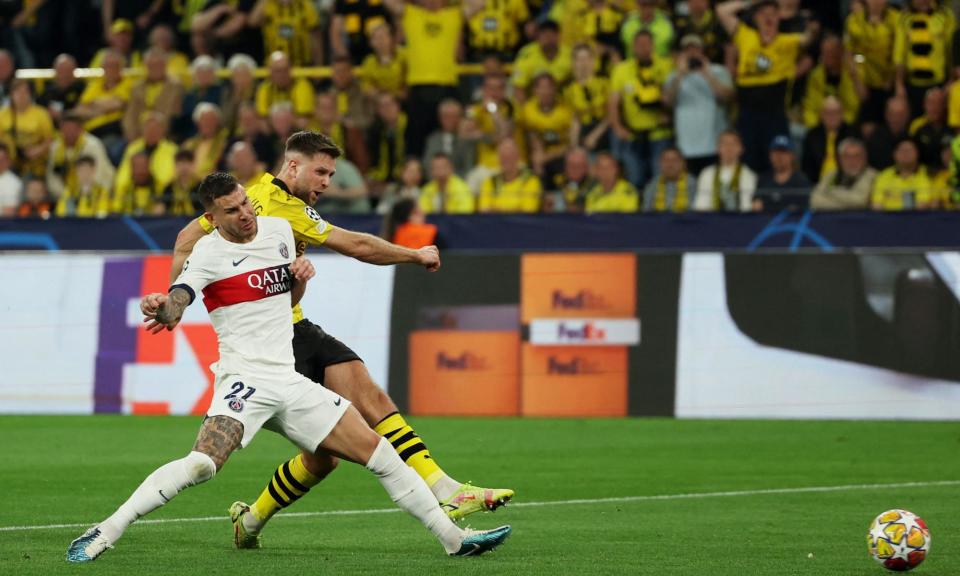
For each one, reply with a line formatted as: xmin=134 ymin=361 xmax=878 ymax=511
xmin=0 ymin=0 xmax=958 ymax=222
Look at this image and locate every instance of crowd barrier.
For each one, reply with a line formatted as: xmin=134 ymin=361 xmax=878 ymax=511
xmin=5 ymin=249 xmax=960 ymax=420
xmin=2 ymin=210 xmax=960 ymax=252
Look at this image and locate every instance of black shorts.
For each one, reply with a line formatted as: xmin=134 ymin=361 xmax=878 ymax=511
xmin=293 ymin=319 xmax=362 ymax=385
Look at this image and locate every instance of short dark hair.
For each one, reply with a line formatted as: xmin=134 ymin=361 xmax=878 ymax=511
xmin=285 ymin=130 xmax=342 ymax=159
xmin=537 ymin=20 xmax=559 ymax=34
xmin=198 ymin=172 xmax=240 ymax=209
xmin=174 ymin=149 xmax=195 ymax=163
xmin=75 ymin=155 xmax=96 ymax=167
xmin=633 ymin=29 xmax=654 ymax=43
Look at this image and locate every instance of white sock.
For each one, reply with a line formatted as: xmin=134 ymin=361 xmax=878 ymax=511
xmin=98 ymin=451 xmax=216 ymax=543
xmin=365 ymin=437 xmax=463 ymax=554
xmin=430 ymin=475 xmax=462 ymax=502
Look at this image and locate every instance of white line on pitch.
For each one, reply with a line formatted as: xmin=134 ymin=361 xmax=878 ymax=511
xmin=3 ymin=479 xmax=957 ymax=533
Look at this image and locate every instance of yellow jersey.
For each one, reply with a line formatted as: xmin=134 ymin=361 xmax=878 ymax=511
xmin=255 ymin=78 xmax=316 ymax=117
xmin=521 ymin=99 xmax=573 ymax=157
xmin=359 ymin=49 xmax=407 ymax=97
xmin=733 ymin=24 xmax=804 ymax=88
xmin=0 ymin=104 xmax=54 ymax=177
xmin=512 ymin=43 xmax=573 ymax=90
xmin=467 ymin=0 xmax=528 ymax=53
xmin=801 ymin=65 xmax=861 ymax=128
xmin=113 ymin=181 xmax=164 ymax=215
xmin=585 ymin=179 xmax=639 ymax=213
xmin=478 ymin=169 xmax=542 ymax=212
xmin=420 ymin=176 xmax=475 ymax=214
xmin=894 ymin=6 xmax=955 ymax=87
xmin=949 ymin=81 xmax=960 ymax=130
xmin=197 ymin=172 xmax=335 ymax=323
xmin=114 ymin=138 xmax=179 ymax=194
xmin=871 ymin=167 xmax=936 ymax=210
xmin=260 ymin=0 xmax=320 ymax=66
xmin=56 ymin=185 xmax=111 ymax=218
xmin=402 ymin=5 xmax=461 ymax=86
xmin=844 ymin=7 xmax=900 ymax=89
xmin=78 ymin=77 xmax=133 ymax=133
xmin=563 ymin=76 xmax=609 ymax=125
xmin=610 ymin=56 xmax=673 ymax=135
xmin=466 ymin=100 xmax=517 ymax=170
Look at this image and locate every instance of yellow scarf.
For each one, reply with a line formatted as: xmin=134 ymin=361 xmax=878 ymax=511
xmin=654 ymin=173 xmax=689 ymax=212
xmin=51 ymin=133 xmax=87 ymax=192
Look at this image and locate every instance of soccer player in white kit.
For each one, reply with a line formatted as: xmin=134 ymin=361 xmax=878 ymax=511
xmin=66 ymin=173 xmax=511 ymax=563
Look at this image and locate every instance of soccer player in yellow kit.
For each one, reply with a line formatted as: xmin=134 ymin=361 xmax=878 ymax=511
xmin=171 ymin=131 xmax=513 ymax=548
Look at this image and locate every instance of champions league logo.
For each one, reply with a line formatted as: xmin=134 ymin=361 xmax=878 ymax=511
xmin=279 ymin=242 xmax=289 ymax=259
xmin=228 ymin=397 xmax=245 ymax=413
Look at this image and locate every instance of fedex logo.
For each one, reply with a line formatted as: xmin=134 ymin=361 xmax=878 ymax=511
xmin=551 ymin=289 xmax=607 ymax=310
xmin=436 ymin=351 xmax=488 ymax=370
xmin=557 ymin=322 xmax=606 ymax=342
xmin=547 ymin=356 xmax=603 ymax=375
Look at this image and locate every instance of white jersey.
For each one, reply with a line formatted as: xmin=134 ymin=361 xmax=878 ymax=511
xmin=172 ymin=216 xmax=299 ymax=380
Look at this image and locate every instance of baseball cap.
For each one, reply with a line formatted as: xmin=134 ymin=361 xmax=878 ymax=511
xmin=111 ymin=19 xmax=134 ymax=34
xmin=680 ymin=34 xmax=704 ymax=48
xmin=769 ymin=135 xmax=793 ymax=152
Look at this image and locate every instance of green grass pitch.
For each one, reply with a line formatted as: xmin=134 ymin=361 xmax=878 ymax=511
xmin=1 ymin=416 xmax=958 ymax=575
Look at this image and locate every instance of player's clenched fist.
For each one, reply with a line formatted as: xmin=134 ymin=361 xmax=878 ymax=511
xmin=290 ymin=256 xmax=315 ymax=282
xmin=418 ymin=245 xmax=441 ymax=272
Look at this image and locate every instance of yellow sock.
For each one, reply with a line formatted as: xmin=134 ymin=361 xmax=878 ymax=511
xmin=374 ymin=412 xmax=446 ymax=487
xmin=249 ymin=453 xmax=320 ymax=523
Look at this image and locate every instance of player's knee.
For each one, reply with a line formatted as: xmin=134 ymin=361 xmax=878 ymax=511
xmin=185 ymin=451 xmax=217 ymax=484
xmin=301 ymin=450 xmax=339 ymax=480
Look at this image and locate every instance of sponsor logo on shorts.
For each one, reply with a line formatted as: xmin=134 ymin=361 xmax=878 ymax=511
xmin=228 ymin=397 xmax=245 ymax=413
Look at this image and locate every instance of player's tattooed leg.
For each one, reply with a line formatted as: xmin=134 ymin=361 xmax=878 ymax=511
xmin=193 ymin=416 xmax=244 ymax=470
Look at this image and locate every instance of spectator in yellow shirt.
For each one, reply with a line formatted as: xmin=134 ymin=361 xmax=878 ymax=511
xmin=115 ymin=112 xmax=178 ymax=203
xmin=466 ymin=0 xmax=528 ymax=61
xmin=845 ymin=0 xmax=900 ymax=128
xmin=522 ymin=73 xmax=573 ymax=188
xmin=895 ymin=0 xmax=954 ymax=117
xmin=384 ymin=0 xmax=484 ymax=157
xmin=55 ymin=155 xmax=111 ymax=218
xmin=871 ymin=138 xmax=937 ymax=210
xmin=608 ymin=30 xmax=673 ymax=189
xmin=802 ymin=34 xmax=867 ymax=128
xmin=420 ymin=153 xmax=475 ymax=214
xmin=0 ymin=79 xmax=54 ymax=179
xmin=70 ymin=50 xmax=131 ymax=164
xmin=359 ymin=23 xmax=407 ymax=99
xmin=89 ymin=18 xmax=139 ymax=68
xmin=565 ymin=44 xmax=610 ymax=153
xmin=114 ymin=151 xmax=166 ymax=215
xmin=255 ymin=51 xmax=315 ymax=124
xmin=479 ymin=139 xmax=542 ymax=212
xmin=585 ymin=152 xmax=639 ymax=213
xmin=463 ymin=73 xmax=516 ymax=174
xmin=512 ymin=20 xmax=573 ymax=102
xmin=181 ymin=103 xmax=229 ymax=180
xmin=249 ymin=0 xmax=323 ymax=67
xmin=123 ymin=48 xmax=185 ymax=142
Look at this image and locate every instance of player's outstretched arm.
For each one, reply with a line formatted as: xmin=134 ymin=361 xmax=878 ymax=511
xmin=170 ymin=219 xmax=208 ymax=284
xmin=141 ymin=288 xmax=192 ymax=334
xmin=324 ymin=227 xmax=441 ymax=271
xmin=289 ymin=256 xmax=315 ymax=307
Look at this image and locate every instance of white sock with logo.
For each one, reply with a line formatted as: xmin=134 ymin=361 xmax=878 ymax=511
xmin=98 ymin=451 xmax=217 ymax=543
xmin=365 ymin=437 xmax=463 ymax=553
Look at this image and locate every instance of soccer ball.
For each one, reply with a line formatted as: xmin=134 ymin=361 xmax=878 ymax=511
xmin=866 ymin=509 xmax=930 ymax=571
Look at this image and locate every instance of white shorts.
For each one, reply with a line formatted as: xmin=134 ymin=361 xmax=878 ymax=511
xmin=206 ymin=371 xmax=351 ymax=452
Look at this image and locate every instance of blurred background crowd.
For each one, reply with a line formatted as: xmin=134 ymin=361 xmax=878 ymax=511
xmin=0 ymin=0 xmax=958 ymax=226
